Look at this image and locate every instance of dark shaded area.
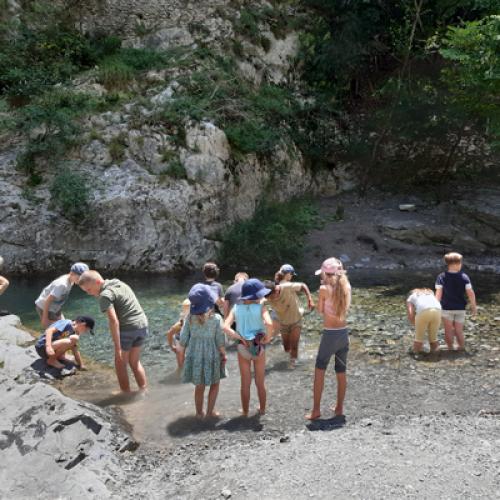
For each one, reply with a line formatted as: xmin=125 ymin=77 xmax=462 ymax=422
xmin=53 ymin=415 xmax=102 ymax=435
xmin=167 ymin=414 xmax=263 ymax=438
xmin=306 ymin=415 xmax=346 ymax=432
xmin=30 ymin=359 xmax=64 ymax=380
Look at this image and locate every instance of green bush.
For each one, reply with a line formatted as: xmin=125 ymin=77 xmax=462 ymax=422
xmin=161 ymin=55 xmax=299 ymax=156
xmin=218 ymin=198 xmax=322 ymax=271
xmin=16 ymin=89 xmax=102 ymax=182
xmin=165 ymin=160 xmax=187 ymax=179
xmin=0 ymin=3 xmax=97 ymax=98
xmin=98 ymin=58 xmax=135 ymax=90
xmin=50 ymin=168 xmax=91 ymax=221
xmin=108 ymin=133 xmax=128 ymax=162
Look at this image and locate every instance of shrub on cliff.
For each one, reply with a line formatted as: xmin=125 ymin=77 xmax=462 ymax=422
xmin=49 ymin=168 xmax=90 ymax=221
xmin=218 ymin=198 xmax=321 ymax=271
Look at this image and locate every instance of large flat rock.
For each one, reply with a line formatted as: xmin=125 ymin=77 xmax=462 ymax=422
xmin=0 ymin=316 xmax=135 ymax=499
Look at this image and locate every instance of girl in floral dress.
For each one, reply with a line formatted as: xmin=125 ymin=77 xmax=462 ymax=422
xmin=179 ymin=284 xmax=226 ymax=418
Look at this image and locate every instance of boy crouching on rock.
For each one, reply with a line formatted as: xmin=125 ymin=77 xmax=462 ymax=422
xmin=35 ymin=316 xmax=94 ymax=376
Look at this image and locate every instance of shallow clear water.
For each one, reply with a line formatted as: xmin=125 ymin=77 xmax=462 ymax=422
xmin=1 ymin=273 xmax=197 ymax=367
xmin=2 ymin=269 xmax=498 ymax=443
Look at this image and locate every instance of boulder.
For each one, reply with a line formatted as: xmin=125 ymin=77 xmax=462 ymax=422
xmin=0 ymin=316 xmax=134 ymax=499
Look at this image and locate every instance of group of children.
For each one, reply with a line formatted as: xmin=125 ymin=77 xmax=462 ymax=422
xmin=166 ymin=258 xmax=351 ymax=419
xmin=169 ymin=252 xmax=477 ymax=419
xmin=0 ymin=249 xmax=477 ymax=420
xmin=406 ymin=252 xmax=477 ymax=355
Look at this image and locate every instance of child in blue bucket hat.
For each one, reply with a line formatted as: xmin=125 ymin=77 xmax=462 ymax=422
xmin=223 ymin=278 xmax=273 ymax=416
xmin=178 ymin=284 xmax=227 ymax=418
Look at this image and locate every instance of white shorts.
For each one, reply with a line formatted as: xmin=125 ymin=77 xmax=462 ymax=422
xmin=441 ymin=310 xmax=466 ymax=324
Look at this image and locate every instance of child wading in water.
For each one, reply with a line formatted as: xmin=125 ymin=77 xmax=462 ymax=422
xmin=406 ymin=288 xmax=441 ymax=354
xmin=435 ymin=252 xmax=477 ymax=351
xmin=306 ymin=258 xmax=351 ymax=420
xmin=224 ymin=279 xmax=273 ymax=416
xmin=271 ymin=264 xmax=296 ymax=343
xmin=179 ymin=284 xmax=226 ymax=418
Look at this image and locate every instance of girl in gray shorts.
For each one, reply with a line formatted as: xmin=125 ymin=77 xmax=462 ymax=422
xmin=306 ymin=257 xmax=352 ymax=421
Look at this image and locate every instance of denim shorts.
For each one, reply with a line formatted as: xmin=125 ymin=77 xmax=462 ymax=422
xmin=315 ymin=328 xmax=349 ymax=373
xmin=120 ymin=327 xmax=148 ymax=352
xmin=35 ymin=344 xmax=48 ymax=359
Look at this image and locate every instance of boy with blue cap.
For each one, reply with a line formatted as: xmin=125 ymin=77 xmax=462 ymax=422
xmin=35 ymin=315 xmax=94 ymax=375
xmin=35 ymin=262 xmax=89 ymax=328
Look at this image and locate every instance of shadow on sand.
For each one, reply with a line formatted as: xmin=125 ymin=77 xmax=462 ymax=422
xmin=30 ymin=359 xmax=64 ymax=380
xmin=411 ymin=349 xmax=474 ymax=363
xmin=306 ymin=415 xmax=346 ymax=432
xmin=167 ymin=414 xmax=263 ymax=438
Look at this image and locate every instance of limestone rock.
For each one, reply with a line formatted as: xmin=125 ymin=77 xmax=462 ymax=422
xmin=143 ymin=27 xmax=194 ymax=50
xmin=186 ymin=122 xmax=231 ymax=161
xmin=0 ymin=316 xmax=134 ymax=499
xmin=182 ymin=154 xmax=225 ymax=184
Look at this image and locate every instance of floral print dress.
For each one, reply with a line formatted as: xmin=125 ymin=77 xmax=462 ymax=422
xmin=179 ymin=313 xmax=226 ymax=385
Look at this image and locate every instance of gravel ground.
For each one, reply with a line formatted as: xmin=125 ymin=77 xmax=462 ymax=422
xmin=113 ymin=343 xmax=500 ymax=500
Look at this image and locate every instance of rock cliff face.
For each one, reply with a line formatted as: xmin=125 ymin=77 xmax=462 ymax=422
xmin=0 ymin=118 xmax=350 ymax=272
xmin=0 ymin=0 xmax=357 ymax=272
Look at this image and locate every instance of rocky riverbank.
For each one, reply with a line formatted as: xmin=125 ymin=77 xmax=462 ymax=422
xmin=303 ymin=187 xmax=500 ymax=276
xmin=2 ymin=270 xmax=499 ymax=499
xmin=0 ymin=315 xmax=136 ymax=499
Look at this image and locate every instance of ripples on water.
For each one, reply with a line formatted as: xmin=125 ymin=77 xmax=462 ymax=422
xmin=3 ymin=270 xmax=498 ymax=370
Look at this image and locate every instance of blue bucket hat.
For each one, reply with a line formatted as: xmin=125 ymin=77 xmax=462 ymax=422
xmin=240 ymin=278 xmax=271 ymax=301
xmin=70 ymin=262 xmax=89 ymax=275
xmin=188 ymin=284 xmax=216 ymax=315
xmin=280 ymin=264 xmax=297 ymax=276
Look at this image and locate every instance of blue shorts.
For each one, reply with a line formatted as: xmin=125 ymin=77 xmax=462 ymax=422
xmin=120 ymin=327 xmax=148 ymax=352
xmin=315 ymin=328 xmax=349 ymax=373
xmin=35 ymin=344 xmax=48 ymax=359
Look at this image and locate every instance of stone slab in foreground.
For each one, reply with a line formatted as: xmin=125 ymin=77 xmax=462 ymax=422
xmin=0 ymin=316 xmax=134 ymax=499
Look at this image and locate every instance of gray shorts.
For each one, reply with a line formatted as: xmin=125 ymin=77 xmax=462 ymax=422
xmin=36 ymin=307 xmax=62 ymax=322
xmin=120 ymin=327 xmax=148 ymax=352
xmin=441 ymin=310 xmax=466 ymax=324
xmin=315 ymin=328 xmax=349 ymax=373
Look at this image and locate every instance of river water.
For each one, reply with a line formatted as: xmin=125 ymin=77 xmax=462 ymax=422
xmin=2 ymin=270 xmax=498 ymax=444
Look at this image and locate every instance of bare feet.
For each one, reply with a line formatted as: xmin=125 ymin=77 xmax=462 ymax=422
xmin=330 ymin=405 xmax=344 ymax=416
xmin=196 ymin=412 xmax=205 ymax=419
xmin=206 ymin=411 xmax=221 ymax=418
xmin=47 ymin=361 xmax=65 ymax=369
xmin=257 ymin=408 xmax=266 ymax=415
xmin=288 ymin=358 xmax=296 ymax=369
xmin=239 ymin=408 xmax=249 ymax=417
xmin=305 ymin=411 xmax=321 ymax=420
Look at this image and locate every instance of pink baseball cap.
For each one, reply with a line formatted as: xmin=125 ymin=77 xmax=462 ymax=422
xmin=315 ymin=257 xmax=343 ymax=275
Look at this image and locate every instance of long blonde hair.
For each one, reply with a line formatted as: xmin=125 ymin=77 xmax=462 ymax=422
xmin=322 ymin=267 xmax=350 ymax=319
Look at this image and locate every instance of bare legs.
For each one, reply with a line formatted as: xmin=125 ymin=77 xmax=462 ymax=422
xmin=305 ymin=368 xmax=347 ymax=420
xmin=194 ymin=383 xmax=220 ymax=418
xmin=282 ymin=324 xmax=301 ymax=367
xmin=115 ymin=346 xmax=148 ymax=393
xmin=443 ymin=318 xmax=465 ymax=350
xmin=46 ymin=337 xmax=77 ymax=369
xmin=238 ymin=352 xmax=267 ymax=416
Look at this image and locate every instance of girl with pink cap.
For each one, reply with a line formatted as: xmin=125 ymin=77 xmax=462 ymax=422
xmin=306 ymin=257 xmax=351 ymax=420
